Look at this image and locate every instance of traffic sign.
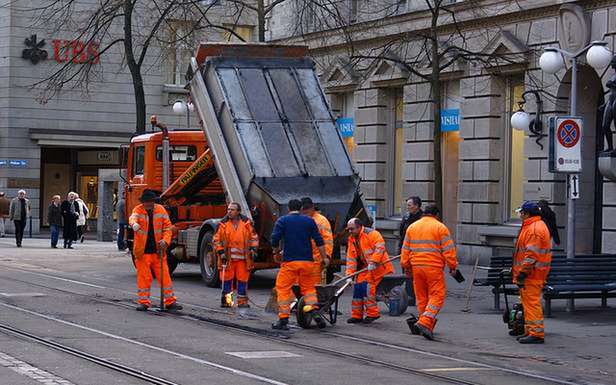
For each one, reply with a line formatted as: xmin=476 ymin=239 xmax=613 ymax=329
xmin=549 ymin=116 xmax=582 ymax=173
xmin=569 ymin=175 xmax=580 ymax=200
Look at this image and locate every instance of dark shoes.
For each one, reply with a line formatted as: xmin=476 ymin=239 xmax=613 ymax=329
xmin=166 ymin=302 xmax=183 ymax=312
xmin=51 ymin=245 xmax=58 ymax=248
xmin=518 ymin=335 xmax=544 ymax=344
xmin=406 ymin=317 xmax=420 ymax=335
xmin=509 ymin=329 xmax=525 ymax=336
xmin=347 ymin=317 xmax=362 ymax=324
xmin=362 ymin=316 xmax=380 ymax=324
xmin=415 ymin=322 xmax=434 ymax=341
xmin=238 ymin=303 xmax=250 ymax=309
xmin=136 ymin=304 xmax=149 ymax=311
xmin=272 ymin=318 xmax=290 ymax=330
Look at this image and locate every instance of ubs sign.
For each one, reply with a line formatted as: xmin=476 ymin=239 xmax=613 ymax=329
xmin=22 ymin=34 xmax=100 ymax=65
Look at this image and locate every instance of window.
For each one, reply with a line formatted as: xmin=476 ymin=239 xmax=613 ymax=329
xmin=505 ymin=79 xmax=525 ymax=221
xmin=133 ymin=146 xmax=145 ymax=176
xmin=166 ymin=21 xmax=195 ymax=85
xmin=156 ymin=145 xmax=197 ymax=162
xmin=223 ymin=24 xmax=254 ymax=42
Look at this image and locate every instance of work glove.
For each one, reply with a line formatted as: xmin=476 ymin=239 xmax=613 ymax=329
xmin=516 ymin=272 xmax=527 ymax=289
xmin=367 ymin=263 xmax=376 ymax=271
xmin=158 ymin=240 xmax=168 ymax=251
xmin=132 ymin=223 xmax=140 ymax=232
xmin=217 ymin=249 xmax=227 ymax=264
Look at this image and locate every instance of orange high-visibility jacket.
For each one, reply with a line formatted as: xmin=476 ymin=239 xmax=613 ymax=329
xmin=310 ymin=212 xmax=333 ymax=262
xmin=513 ymin=216 xmax=552 ymax=283
xmin=129 ymin=204 xmax=173 ymax=258
xmin=213 ymin=215 xmax=258 ymax=266
xmin=346 ymin=227 xmax=394 ymax=280
xmin=400 ymin=215 xmax=458 ymax=271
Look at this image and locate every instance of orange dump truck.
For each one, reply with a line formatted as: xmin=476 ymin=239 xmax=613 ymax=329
xmin=123 ymin=43 xmax=369 ymax=286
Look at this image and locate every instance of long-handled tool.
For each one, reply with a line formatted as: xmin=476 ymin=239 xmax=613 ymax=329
xmin=159 ymin=248 xmax=165 ymax=311
xmin=461 ymin=255 xmax=480 ymax=312
xmin=331 ymin=254 xmax=401 ymax=286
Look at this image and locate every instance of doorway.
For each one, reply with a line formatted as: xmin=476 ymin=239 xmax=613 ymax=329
xmin=442 ymin=131 xmax=460 ymax=238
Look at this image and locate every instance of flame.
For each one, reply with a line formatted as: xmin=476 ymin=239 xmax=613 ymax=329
xmin=225 ymin=293 xmax=234 ymax=306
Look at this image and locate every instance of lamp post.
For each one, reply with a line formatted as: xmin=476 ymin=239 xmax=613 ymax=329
xmin=538 ymin=41 xmax=612 ymax=311
xmin=172 ymin=99 xmax=194 ymax=128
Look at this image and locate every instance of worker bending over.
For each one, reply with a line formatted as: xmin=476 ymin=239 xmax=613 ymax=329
xmin=271 ymin=199 xmax=329 ymax=330
xmin=513 ymin=201 xmax=552 ymax=344
xmin=401 ymin=205 xmax=457 ymax=340
xmin=301 ymin=197 xmax=333 ymax=284
xmin=213 ymin=202 xmax=258 ymax=308
xmin=129 ymin=190 xmax=181 ymax=312
xmin=345 ymin=218 xmax=394 ymax=324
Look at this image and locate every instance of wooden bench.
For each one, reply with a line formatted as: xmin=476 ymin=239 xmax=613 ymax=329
xmin=474 ymin=254 xmax=616 ymax=315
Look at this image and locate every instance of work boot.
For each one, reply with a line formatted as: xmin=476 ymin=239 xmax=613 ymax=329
xmin=272 ymin=318 xmax=290 ymax=330
xmin=238 ymin=303 xmax=250 ymax=309
xmin=165 ymin=302 xmax=183 ymax=312
xmin=347 ymin=317 xmax=362 ymax=324
xmin=509 ymin=329 xmax=525 ymax=336
xmin=362 ymin=316 xmax=380 ymax=324
xmin=135 ymin=304 xmax=149 ymax=312
xmin=406 ymin=317 xmax=420 ymax=335
xmin=415 ymin=322 xmax=434 ymax=341
xmin=518 ymin=335 xmax=544 ymax=344
xmin=221 ymin=295 xmax=232 ymax=308
xmin=516 ymin=334 xmax=529 ymax=341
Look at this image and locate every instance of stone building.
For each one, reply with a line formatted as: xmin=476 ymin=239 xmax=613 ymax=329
xmin=269 ymin=0 xmax=616 ymax=262
xmin=0 ymin=1 xmax=256 ymax=234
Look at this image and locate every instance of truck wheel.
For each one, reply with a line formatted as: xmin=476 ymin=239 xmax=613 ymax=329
xmin=199 ymin=231 xmax=220 ymax=287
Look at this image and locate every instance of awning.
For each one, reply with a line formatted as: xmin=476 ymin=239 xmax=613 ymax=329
xmin=29 ymin=128 xmax=133 ymax=148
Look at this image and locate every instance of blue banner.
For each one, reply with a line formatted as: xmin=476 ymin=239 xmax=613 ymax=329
xmin=440 ymin=109 xmax=460 ymax=132
xmin=9 ymin=160 xmax=27 ymax=168
xmin=336 ymin=117 xmax=355 ymax=138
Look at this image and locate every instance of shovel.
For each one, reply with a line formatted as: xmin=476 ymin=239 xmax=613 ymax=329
xmin=330 ymin=255 xmax=401 ymax=286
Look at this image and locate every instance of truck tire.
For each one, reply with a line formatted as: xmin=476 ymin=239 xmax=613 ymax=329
xmin=199 ymin=231 xmax=220 ymax=287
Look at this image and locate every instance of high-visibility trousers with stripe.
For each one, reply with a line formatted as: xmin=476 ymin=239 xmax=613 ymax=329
xmin=519 ymin=281 xmax=545 ymax=338
xmin=351 ymin=271 xmax=382 ymax=319
xmin=136 ymin=252 xmax=176 ymax=307
xmin=275 ymin=261 xmax=319 ymax=319
xmin=412 ymin=265 xmax=446 ymax=331
xmin=220 ymin=259 xmax=250 ymax=306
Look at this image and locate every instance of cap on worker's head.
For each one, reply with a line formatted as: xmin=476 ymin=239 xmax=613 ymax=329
xmin=515 ymin=200 xmax=538 ymax=214
xmin=139 ymin=189 xmax=159 ymax=203
xmin=300 ymin=197 xmax=314 ymax=210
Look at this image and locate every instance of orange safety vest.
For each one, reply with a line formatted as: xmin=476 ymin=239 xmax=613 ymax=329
xmin=213 ymin=215 xmax=258 ymax=265
xmin=346 ymin=227 xmax=394 ymax=279
xmin=128 ymin=204 xmax=173 ymax=258
xmin=513 ymin=216 xmax=552 ymax=283
xmin=310 ymin=212 xmax=333 ymax=262
xmin=400 ymin=215 xmax=458 ymax=270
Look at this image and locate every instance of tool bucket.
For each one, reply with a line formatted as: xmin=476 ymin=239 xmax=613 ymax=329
xmin=316 ymin=285 xmax=337 ymax=304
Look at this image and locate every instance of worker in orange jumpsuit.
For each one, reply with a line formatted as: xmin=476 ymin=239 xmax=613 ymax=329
xmin=345 ymin=218 xmax=394 ymax=324
xmin=129 ymin=189 xmax=181 ymax=312
xmin=512 ymin=201 xmax=552 ymax=344
xmin=271 ymin=199 xmax=328 ymax=330
xmin=301 ymin=197 xmax=334 ymax=284
xmin=401 ymin=205 xmax=457 ymax=340
xmin=213 ymin=202 xmax=258 ymax=308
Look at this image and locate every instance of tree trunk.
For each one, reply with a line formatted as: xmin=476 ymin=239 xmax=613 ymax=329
xmin=430 ymin=5 xmax=443 ymax=211
xmin=123 ymin=0 xmax=146 ymax=134
xmin=257 ymin=0 xmax=265 ymax=42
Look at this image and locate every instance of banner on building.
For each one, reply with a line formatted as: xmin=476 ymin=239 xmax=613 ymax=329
xmin=336 ymin=117 xmax=355 ymax=138
xmin=440 ymin=109 xmax=460 ymax=132
xmin=549 ymin=116 xmax=582 ymax=173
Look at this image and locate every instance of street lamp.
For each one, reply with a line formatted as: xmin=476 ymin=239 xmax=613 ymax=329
xmin=172 ymin=99 xmax=194 ymax=128
xmin=510 ymin=90 xmax=545 ymax=149
xmin=538 ymin=40 xmax=612 ymax=311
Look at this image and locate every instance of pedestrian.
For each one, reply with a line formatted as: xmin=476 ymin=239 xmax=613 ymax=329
xmin=213 ymin=202 xmax=258 ymax=308
xmin=75 ymin=193 xmax=89 ymax=243
xmin=398 ymin=196 xmax=423 ymax=305
xmin=301 ymin=197 xmax=333 ymax=285
xmin=0 ymin=191 xmax=9 ymax=237
xmin=8 ymin=190 xmax=30 ymax=247
xmin=512 ymin=201 xmax=552 ymax=344
xmin=61 ymin=192 xmax=79 ymax=249
xmin=47 ymin=195 xmax=63 ymax=248
xmin=129 ymin=189 xmax=181 ymax=312
xmin=116 ymin=191 xmax=128 ymax=251
xmin=400 ymin=205 xmax=458 ymax=340
xmin=345 ymin=218 xmax=394 ymax=324
xmin=270 ymin=199 xmax=328 ymax=330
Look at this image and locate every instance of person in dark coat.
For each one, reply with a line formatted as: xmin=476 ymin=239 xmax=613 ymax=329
xmin=398 ymin=196 xmax=423 ymax=254
xmin=47 ymin=195 xmax=63 ymax=248
xmin=61 ymin=192 xmax=80 ymax=249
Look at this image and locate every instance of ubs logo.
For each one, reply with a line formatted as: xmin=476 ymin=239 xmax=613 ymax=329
xmin=22 ymin=34 xmax=48 ymax=64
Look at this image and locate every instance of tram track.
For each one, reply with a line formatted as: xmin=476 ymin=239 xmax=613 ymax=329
xmin=0 ymin=266 xmax=598 ymax=385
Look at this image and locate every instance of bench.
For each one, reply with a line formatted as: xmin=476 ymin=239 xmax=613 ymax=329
xmin=474 ymin=254 xmax=616 ymax=315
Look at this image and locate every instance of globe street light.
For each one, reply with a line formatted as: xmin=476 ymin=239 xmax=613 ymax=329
xmin=510 ymin=110 xmax=530 ymax=131
xmin=172 ymin=99 xmax=193 ymax=127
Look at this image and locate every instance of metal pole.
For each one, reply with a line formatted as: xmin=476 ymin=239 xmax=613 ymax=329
xmin=162 ymin=136 xmax=170 ymax=191
xmin=187 ymin=104 xmax=190 ymax=128
xmin=566 ymin=56 xmax=577 ymax=312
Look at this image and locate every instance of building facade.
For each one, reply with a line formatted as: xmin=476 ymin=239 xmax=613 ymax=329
xmin=269 ymin=0 xmax=616 ymax=262
xmin=0 ymin=1 xmax=256 ymax=234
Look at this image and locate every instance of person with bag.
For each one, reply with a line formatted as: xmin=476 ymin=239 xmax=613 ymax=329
xmin=75 ymin=194 xmax=89 ymax=243
xmin=61 ymin=192 xmax=79 ymax=249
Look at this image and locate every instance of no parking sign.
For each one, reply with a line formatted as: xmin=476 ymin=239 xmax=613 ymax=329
xmin=549 ymin=117 xmax=582 ymax=173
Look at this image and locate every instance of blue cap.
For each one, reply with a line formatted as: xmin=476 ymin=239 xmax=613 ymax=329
xmin=515 ymin=200 xmax=538 ymax=213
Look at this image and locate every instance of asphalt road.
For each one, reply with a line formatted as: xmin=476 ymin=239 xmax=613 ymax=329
xmin=0 ymin=238 xmax=614 ymax=385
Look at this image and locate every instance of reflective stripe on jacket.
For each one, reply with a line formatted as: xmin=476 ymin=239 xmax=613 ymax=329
xmin=128 ymin=204 xmax=173 ymax=258
xmin=513 ymin=216 xmax=552 ymax=283
xmin=212 ymin=215 xmax=258 ymax=262
xmin=346 ymin=227 xmax=394 ymax=280
xmin=310 ymin=212 xmax=333 ymax=262
xmin=400 ymin=215 xmax=458 ymax=271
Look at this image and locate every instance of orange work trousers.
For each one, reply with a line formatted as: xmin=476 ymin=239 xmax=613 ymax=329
xmin=351 ymin=271 xmax=382 ymax=319
xmin=220 ymin=259 xmax=250 ymax=305
xmin=519 ymin=281 xmax=545 ymax=338
xmin=275 ymin=261 xmax=319 ymax=319
xmin=412 ymin=265 xmax=445 ymax=331
xmin=136 ymin=253 xmax=176 ymax=307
